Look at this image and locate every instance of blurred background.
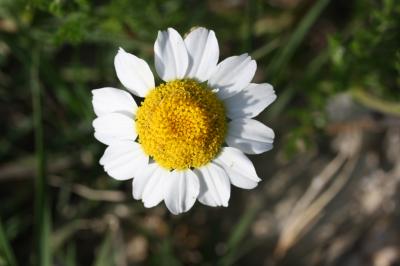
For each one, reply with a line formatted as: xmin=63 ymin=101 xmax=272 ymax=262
xmin=0 ymin=0 xmax=399 ymax=265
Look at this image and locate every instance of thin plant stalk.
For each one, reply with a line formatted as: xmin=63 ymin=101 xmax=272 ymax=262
xmin=31 ymin=46 xmax=51 ymax=266
xmin=0 ymin=219 xmax=18 ymax=266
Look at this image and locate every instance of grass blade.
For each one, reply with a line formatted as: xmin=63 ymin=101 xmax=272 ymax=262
xmin=93 ymin=232 xmax=114 ymax=266
xmin=65 ymin=243 xmax=77 ymax=266
xmin=268 ymin=0 xmax=331 ymax=80
xmin=31 ymin=46 xmax=51 ymax=266
xmin=0 ymin=219 xmax=17 ymax=266
xmin=218 ymin=205 xmax=260 ymax=266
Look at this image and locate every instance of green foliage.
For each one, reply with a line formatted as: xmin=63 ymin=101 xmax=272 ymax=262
xmin=328 ymin=0 xmax=400 ymax=98
xmin=280 ymin=0 xmax=400 ymax=156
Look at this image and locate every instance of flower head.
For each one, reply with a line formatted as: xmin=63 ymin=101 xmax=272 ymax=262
xmin=92 ymin=27 xmax=276 ymax=214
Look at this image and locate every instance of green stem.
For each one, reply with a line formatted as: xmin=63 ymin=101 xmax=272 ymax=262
xmin=268 ymin=0 xmax=331 ymax=81
xmin=31 ymin=46 xmax=51 ymax=266
xmin=242 ymin=0 xmax=255 ymax=51
xmin=0 ymin=219 xmax=17 ymax=266
xmin=351 ymin=88 xmax=400 ymax=116
xmin=218 ymin=204 xmax=261 ymax=266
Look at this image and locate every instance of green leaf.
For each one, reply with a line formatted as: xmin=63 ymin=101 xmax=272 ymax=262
xmin=0 ymin=219 xmax=17 ymax=266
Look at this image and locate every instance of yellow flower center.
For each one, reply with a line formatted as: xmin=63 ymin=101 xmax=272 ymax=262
xmin=136 ymin=79 xmax=227 ymax=170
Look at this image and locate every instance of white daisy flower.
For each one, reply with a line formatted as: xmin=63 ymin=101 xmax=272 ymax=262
xmin=92 ymin=27 xmax=276 ymax=215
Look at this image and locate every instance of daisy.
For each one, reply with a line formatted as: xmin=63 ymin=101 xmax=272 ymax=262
xmin=92 ymin=27 xmax=276 ymax=214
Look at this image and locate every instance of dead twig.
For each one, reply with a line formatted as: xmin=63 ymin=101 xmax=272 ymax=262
xmin=50 ymin=175 xmax=126 ymax=202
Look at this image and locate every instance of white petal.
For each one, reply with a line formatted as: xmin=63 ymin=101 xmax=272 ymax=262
xmin=132 ymin=163 xmax=169 ymax=208
xmin=132 ymin=163 xmax=159 ymax=200
xmin=154 ymin=28 xmax=189 ymax=81
xmin=184 ymin=27 xmax=219 ymax=82
xmin=224 ymin=83 xmax=276 ymax=119
xmin=214 ymin=147 xmax=261 ymax=189
xmin=114 ymin=48 xmax=155 ymax=97
xmin=208 ymin=54 xmax=256 ymax=99
xmin=226 ymin=118 xmax=275 ymax=154
xmin=93 ymin=113 xmax=137 ymax=145
xmin=195 ymin=163 xmax=230 ymax=207
xmin=92 ymin=87 xmax=137 ymax=117
xmin=164 ymin=170 xmax=200 ymax=215
xmin=99 ymin=141 xmax=148 ymax=180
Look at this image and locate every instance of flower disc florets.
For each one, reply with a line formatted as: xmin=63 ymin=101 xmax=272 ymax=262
xmin=136 ymin=79 xmax=227 ymax=170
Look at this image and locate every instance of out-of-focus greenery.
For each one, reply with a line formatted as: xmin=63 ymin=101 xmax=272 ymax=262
xmin=0 ymin=0 xmax=399 ymax=265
